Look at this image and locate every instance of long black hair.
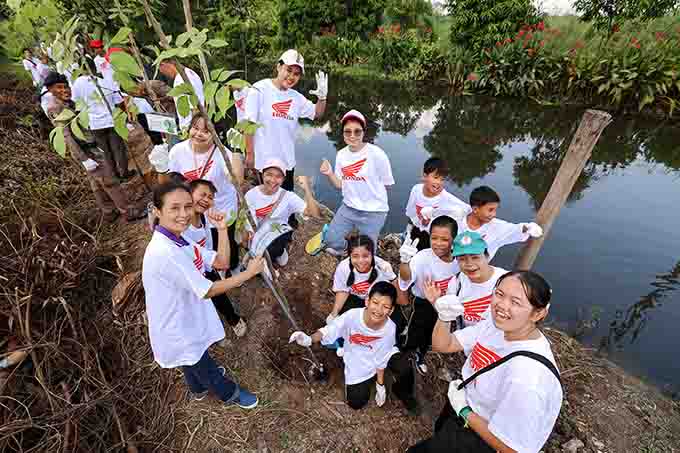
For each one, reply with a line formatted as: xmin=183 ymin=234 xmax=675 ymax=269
xmin=345 ymin=233 xmax=377 ymax=287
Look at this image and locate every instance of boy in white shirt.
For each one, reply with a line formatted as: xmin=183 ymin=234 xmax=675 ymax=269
xmin=397 ymin=215 xmax=459 ymax=375
xmin=405 ymin=157 xmax=469 ymax=251
xmin=458 ymin=186 xmax=543 ymax=261
xmin=289 ymin=282 xmax=418 ymax=413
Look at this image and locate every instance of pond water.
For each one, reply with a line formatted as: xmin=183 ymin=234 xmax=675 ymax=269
xmin=288 ymin=76 xmax=680 ymax=395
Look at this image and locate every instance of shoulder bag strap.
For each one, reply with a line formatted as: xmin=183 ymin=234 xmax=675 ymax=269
xmin=259 ymin=189 xmax=288 ymax=224
xmin=458 ymin=350 xmax=561 ymax=390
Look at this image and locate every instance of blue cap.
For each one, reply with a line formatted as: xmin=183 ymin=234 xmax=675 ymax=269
xmin=453 ymin=231 xmax=487 ymax=257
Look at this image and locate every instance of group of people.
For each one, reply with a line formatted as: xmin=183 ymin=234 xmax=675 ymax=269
xmin=33 ymin=38 xmax=563 ymax=451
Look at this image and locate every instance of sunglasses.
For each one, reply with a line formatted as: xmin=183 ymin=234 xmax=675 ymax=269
xmin=343 ymin=128 xmax=364 ymax=137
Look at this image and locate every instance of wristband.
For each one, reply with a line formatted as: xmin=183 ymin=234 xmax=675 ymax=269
xmin=458 ymin=406 xmax=473 ymax=427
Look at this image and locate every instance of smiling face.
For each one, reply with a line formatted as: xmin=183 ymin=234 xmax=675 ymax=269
xmin=189 ymin=117 xmax=213 ymax=148
xmin=491 ymin=275 xmax=546 ymax=334
xmin=275 ymin=63 xmax=302 ymax=90
xmin=342 ymin=119 xmax=365 ymax=149
xmin=191 ymin=183 xmax=215 ymax=214
xmin=364 ymin=293 xmax=394 ymax=328
xmin=430 ymin=225 xmax=454 ymax=259
xmin=457 ymin=253 xmax=489 ymax=282
xmin=261 ymin=167 xmax=285 ymax=195
xmin=422 ymin=170 xmax=445 ymax=197
xmin=49 ymin=82 xmax=72 ymax=102
xmin=471 ymin=202 xmax=499 ymax=225
xmin=350 ymin=245 xmax=373 ymax=274
xmin=156 ymin=189 xmax=194 ymax=236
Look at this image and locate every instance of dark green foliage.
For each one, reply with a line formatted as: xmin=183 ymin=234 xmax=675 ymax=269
xmin=574 ymin=0 xmax=679 ymax=33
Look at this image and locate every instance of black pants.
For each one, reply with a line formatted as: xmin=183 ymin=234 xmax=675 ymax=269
xmin=266 ymin=231 xmax=294 ymax=262
xmin=391 ymin=297 xmax=438 ymax=358
xmin=409 ymin=224 xmax=431 ymax=251
xmin=210 ymin=224 xmax=240 ymax=272
xmin=205 ymin=270 xmax=240 ymax=326
xmin=339 ymin=294 xmax=365 ymax=316
xmin=345 ymin=352 xmax=416 ymax=410
xmin=408 ymin=402 xmax=495 ymax=453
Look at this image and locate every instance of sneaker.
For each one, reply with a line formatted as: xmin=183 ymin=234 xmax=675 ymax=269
xmin=323 ymin=339 xmax=340 ymax=350
xmin=232 ymin=318 xmax=247 ymax=337
xmin=336 ymin=346 xmax=344 ymax=358
xmin=276 ymin=249 xmax=289 ymax=266
xmin=234 ymin=387 xmax=258 ymax=410
xmin=415 ymin=353 xmax=428 ymax=375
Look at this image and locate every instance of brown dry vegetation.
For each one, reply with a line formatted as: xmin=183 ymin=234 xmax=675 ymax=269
xmin=2 ymin=74 xmax=680 ymax=453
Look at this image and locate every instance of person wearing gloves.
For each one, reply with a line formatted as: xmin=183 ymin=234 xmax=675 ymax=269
xmin=151 ymin=113 xmax=243 ymax=272
xmin=158 ymin=59 xmax=205 ymax=134
xmin=326 ymin=234 xmax=397 ymax=356
xmin=396 ymin=215 xmax=459 ymax=375
xmin=408 ymin=270 xmax=562 ymax=453
xmin=424 ymin=232 xmax=508 ymax=328
xmin=405 ymin=157 xmax=469 ymax=251
xmin=143 ymin=182 xmax=265 ymax=409
xmin=459 ymin=186 xmax=543 ymax=261
xmin=315 ymin=110 xmax=394 ymax=255
xmin=44 ymin=72 xmax=145 ymax=222
xmin=244 ymin=49 xmax=328 ymax=191
xmin=289 ymin=282 xmax=418 ymax=412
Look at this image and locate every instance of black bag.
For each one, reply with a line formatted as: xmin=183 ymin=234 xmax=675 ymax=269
xmin=458 ymin=350 xmax=561 ymax=390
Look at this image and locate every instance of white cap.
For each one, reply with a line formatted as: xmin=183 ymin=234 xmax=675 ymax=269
xmin=261 ymin=158 xmax=287 ymax=175
xmin=341 ymin=109 xmax=366 ymax=128
xmin=279 ymin=49 xmax=305 ymax=74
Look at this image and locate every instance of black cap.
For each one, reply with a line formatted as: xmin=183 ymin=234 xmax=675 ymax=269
xmin=43 ymin=72 xmax=68 ymax=89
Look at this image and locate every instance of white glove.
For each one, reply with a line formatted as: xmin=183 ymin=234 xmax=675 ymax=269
xmin=447 ymin=379 xmax=468 ymax=415
xmin=326 ymin=313 xmax=337 ymax=324
xmin=288 ymin=331 xmax=312 ymax=347
xmin=525 ymin=222 xmax=543 ymax=238
xmin=226 ymin=128 xmax=243 ymax=150
xmin=375 ymin=383 xmax=386 ymax=407
xmin=434 ymin=294 xmax=465 ymax=322
xmin=420 ymin=206 xmax=434 ymax=221
xmin=309 ymin=71 xmax=328 ymax=100
xmin=82 ymin=158 xmax=99 ymax=172
xmin=399 ymin=237 xmax=419 ymax=264
xmin=148 ymin=144 xmax=170 ymax=173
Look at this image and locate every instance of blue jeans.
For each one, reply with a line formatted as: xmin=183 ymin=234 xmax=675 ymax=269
xmin=325 ymin=203 xmax=388 ymax=252
xmin=181 ymin=349 xmax=238 ymax=402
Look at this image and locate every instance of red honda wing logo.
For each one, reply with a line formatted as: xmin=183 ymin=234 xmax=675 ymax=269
xmin=415 ymin=204 xmax=437 ymax=226
xmin=349 ymin=332 xmax=382 ymax=349
xmin=470 ymin=342 xmax=502 ymax=372
xmin=183 ymin=159 xmax=214 ymax=181
xmin=193 ymin=246 xmax=204 ymax=271
xmin=235 ymin=97 xmax=245 ymax=111
xmin=351 ymin=280 xmax=371 ymax=296
xmin=255 ymin=203 xmax=275 ymax=219
xmin=272 ymin=99 xmax=293 ymax=119
xmin=341 ymin=158 xmax=367 ymax=181
xmin=198 ymin=238 xmax=207 ymax=247
xmin=463 ymin=294 xmax=492 ymax=322
xmin=434 ymin=276 xmax=453 ymax=296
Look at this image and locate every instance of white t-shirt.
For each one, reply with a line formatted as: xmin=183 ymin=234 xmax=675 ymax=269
xmin=244 ymin=79 xmax=315 ymax=171
xmin=399 ymin=248 xmax=459 ymax=299
xmin=168 ymin=140 xmax=238 ymax=219
xmin=40 ymin=88 xmax=54 ymax=116
xmin=406 ymin=184 xmax=469 ymax=232
xmin=244 ymin=186 xmax=306 ymax=228
xmin=142 ymin=229 xmax=225 ymax=368
xmin=233 ymin=87 xmax=249 ymax=123
xmin=333 ymin=256 xmax=396 ymax=299
xmin=183 ymin=218 xmax=213 ymax=250
xmin=71 ymin=75 xmax=123 ymax=130
xmin=23 ymin=58 xmax=40 ymax=85
xmin=320 ymin=308 xmax=399 ymax=385
xmin=174 ymin=68 xmax=205 ymax=130
xmin=447 ymin=266 xmax=508 ymax=326
xmin=454 ymin=317 xmax=563 ymax=453
xmin=94 ymin=55 xmax=107 ymax=77
xmin=334 ymin=143 xmax=394 ymax=212
xmin=458 ymin=216 xmax=529 ymax=261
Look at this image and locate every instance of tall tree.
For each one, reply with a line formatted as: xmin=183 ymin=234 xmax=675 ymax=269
xmin=573 ymin=0 xmax=679 ymax=33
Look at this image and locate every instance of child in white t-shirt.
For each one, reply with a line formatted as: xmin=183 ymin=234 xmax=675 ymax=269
xmin=405 ymin=157 xmax=469 ymax=251
xmin=289 ymin=282 xmax=418 ymax=413
xmin=184 ymin=179 xmax=247 ymax=337
xmin=424 ymin=231 xmax=508 ymax=328
xmin=397 ymin=215 xmax=459 ymax=375
xmin=458 ymin=185 xmax=543 ymax=261
xmin=244 ymin=158 xmax=321 ymax=267
xmin=318 ymin=109 xmax=395 ymax=255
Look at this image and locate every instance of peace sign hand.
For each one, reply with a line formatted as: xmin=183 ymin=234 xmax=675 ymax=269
xmin=399 ymin=236 xmax=419 ymax=264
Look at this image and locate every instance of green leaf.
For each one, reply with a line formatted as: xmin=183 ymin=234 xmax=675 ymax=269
xmin=190 ymin=31 xmax=208 ymax=48
xmin=154 ymin=48 xmax=179 ymax=65
xmin=176 ymin=31 xmax=191 ymax=47
xmin=235 ymin=119 xmax=261 ymax=135
xmin=110 ymin=27 xmax=132 ymax=45
xmin=113 ymin=109 xmax=129 ymax=140
xmin=204 ymin=81 xmax=219 ymax=105
xmin=110 ymin=52 xmax=140 ymax=76
xmin=77 ymin=110 xmax=90 ymax=129
xmin=70 ymin=119 xmax=86 ymax=141
xmin=177 ymin=95 xmax=191 ymax=118
xmin=211 ymin=69 xmax=242 ymax=82
xmin=206 ymin=38 xmax=228 ymax=48
xmin=54 ymin=109 xmax=75 ymax=122
xmin=49 ymin=127 xmax=66 ymax=157
xmin=114 ymin=71 xmax=138 ymax=92
xmin=190 ymin=94 xmax=199 ymax=108
xmin=215 ymin=87 xmax=231 ymax=113
xmin=168 ymin=83 xmax=195 ymax=97
xmin=226 ymin=79 xmax=249 ymax=89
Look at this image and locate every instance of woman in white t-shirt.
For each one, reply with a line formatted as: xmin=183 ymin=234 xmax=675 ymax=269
xmin=319 ymin=109 xmax=395 ymax=255
xmin=142 ymin=182 xmax=264 ymax=409
xmin=409 ymin=270 xmax=563 ymax=453
xmin=164 ymin=113 xmax=243 ymax=271
xmin=244 ymin=49 xmax=328 ymax=191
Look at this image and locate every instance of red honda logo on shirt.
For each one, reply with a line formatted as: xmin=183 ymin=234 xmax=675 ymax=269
xmin=351 ymin=280 xmax=371 ymax=296
xmin=183 ymin=159 xmax=214 ymax=181
xmin=272 ymin=99 xmax=293 ymax=119
xmin=463 ymin=294 xmax=492 ymax=322
xmin=415 ymin=204 xmax=437 ymax=226
xmin=341 ymin=158 xmax=367 ymax=181
xmin=235 ymin=97 xmax=245 ymax=111
xmin=349 ymin=332 xmax=382 ymax=349
xmin=198 ymin=238 xmax=207 ymax=247
xmin=193 ymin=246 xmax=204 ymax=271
xmin=434 ymin=276 xmax=453 ymax=296
xmin=255 ymin=203 xmax=275 ymax=219
xmin=470 ymin=342 xmax=502 ymax=372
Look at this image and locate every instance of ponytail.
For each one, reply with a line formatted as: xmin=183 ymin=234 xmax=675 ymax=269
xmin=345 ymin=233 xmax=377 ymax=287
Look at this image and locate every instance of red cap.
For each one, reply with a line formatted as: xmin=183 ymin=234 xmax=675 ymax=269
xmin=89 ymin=39 xmax=104 ymax=49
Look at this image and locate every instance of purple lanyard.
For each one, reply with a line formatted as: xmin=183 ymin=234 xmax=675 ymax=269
xmin=155 ymin=225 xmax=189 ymax=247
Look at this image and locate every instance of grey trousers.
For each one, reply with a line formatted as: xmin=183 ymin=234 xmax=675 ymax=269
xmin=325 ymin=203 xmax=388 ymax=252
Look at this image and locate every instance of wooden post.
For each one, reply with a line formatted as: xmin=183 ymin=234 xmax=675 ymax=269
xmin=514 ymin=109 xmax=612 ymax=270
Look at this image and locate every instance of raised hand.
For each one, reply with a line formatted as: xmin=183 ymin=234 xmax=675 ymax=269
xmin=399 ymin=236 xmax=419 ymax=264
xmin=309 ymin=71 xmax=328 ymax=100
xmin=434 ymin=294 xmax=465 ymax=322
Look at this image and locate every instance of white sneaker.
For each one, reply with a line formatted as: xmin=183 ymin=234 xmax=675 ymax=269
xmin=336 ymin=347 xmax=344 ymax=358
xmin=276 ymin=249 xmax=289 ymax=266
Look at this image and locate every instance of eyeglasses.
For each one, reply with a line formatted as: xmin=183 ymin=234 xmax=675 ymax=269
xmin=343 ymin=129 xmax=364 ymax=137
